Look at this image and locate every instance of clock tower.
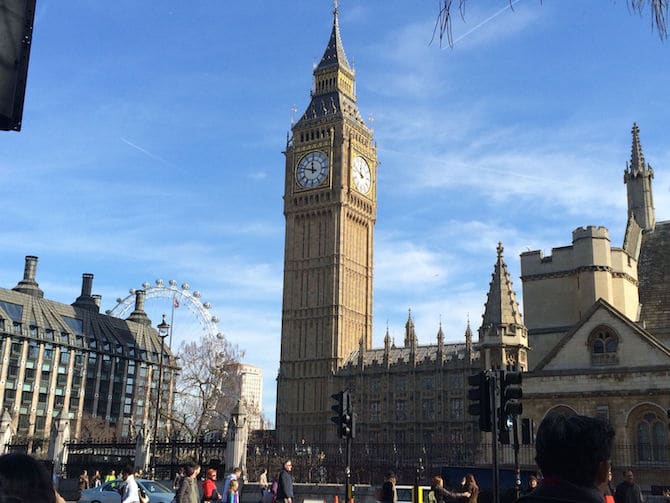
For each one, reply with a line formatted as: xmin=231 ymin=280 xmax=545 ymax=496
xmin=276 ymin=4 xmax=377 ymax=442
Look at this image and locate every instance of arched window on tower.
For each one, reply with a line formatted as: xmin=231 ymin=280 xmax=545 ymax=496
xmin=588 ymin=325 xmax=619 ymax=366
xmin=636 ymin=412 xmax=668 ymax=464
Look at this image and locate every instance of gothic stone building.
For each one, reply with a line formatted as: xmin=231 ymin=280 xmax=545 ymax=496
xmin=0 ymin=256 xmax=178 ymax=443
xmin=275 ymin=7 xmax=669 ymax=487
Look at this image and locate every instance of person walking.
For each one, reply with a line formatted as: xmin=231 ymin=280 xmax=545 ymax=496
xmin=227 ymin=479 xmax=240 ymax=503
xmin=104 ymin=469 xmax=117 ymax=482
xmin=615 ymin=470 xmax=644 ymax=503
xmin=78 ymin=469 xmax=90 ymax=491
xmin=176 ymin=463 xmax=201 ymax=503
xmin=203 ymin=468 xmax=222 ymax=502
xmin=381 ymin=472 xmax=397 ymax=503
xmin=222 ymin=467 xmax=242 ymax=499
xmin=276 ymin=460 xmax=294 ymax=503
xmin=120 ymin=465 xmax=140 ymax=503
xmin=91 ymin=470 xmax=102 ymax=488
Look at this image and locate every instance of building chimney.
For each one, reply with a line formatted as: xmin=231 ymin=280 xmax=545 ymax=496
xmin=127 ymin=289 xmax=152 ymax=326
xmin=92 ymin=295 xmax=102 ymax=308
xmin=72 ymin=273 xmax=99 ymax=312
xmin=12 ymin=255 xmax=44 ymax=298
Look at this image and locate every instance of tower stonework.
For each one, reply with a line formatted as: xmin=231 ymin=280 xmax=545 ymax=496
xmin=276 ymin=6 xmax=377 ymax=442
xmin=625 ymin=123 xmax=655 ymax=232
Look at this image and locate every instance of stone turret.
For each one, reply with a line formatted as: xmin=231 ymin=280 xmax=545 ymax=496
xmin=479 ymin=243 xmax=528 ymax=370
xmin=383 ymin=324 xmax=391 ymax=368
xmin=436 ymin=322 xmax=445 ymax=364
xmin=624 ymin=123 xmax=655 ymax=232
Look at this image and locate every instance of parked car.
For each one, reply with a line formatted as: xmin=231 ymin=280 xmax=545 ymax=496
xmin=79 ymin=479 xmax=174 ymax=503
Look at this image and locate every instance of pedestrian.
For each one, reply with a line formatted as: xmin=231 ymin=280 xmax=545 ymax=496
xmin=0 ymin=452 xmax=63 ymax=503
xmin=227 ymin=479 xmax=240 ymax=503
xmin=517 ymin=413 xmax=615 ymax=503
xmin=222 ymin=467 xmax=242 ymax=498
xmin=429 ymin=475 xmax=470 ymax=503
xmin=600 ymin=468 xmax=615 ymax=503
xmin=79 ymin=469 xmax=90 ymax=491
xmin=105 ymin=469 xmax=117 ymax=482
xmin=463 ymin=474 xmax=479 ymax=503
xmin=120 ymin=465 xmax=140 ymax=503
xmin=380 ymin=471 xmax=397 ymax=503
xmin=521 ymin=476 xmax=539 ymax=496
xmin=615 ymin=470 xmax=644 ymax=503
xmin=259 ymin=468 xmax=269 ymax=491
xmin=203 ymin=468 xmax=222 ymax=502
xmin=276 ymin=460 xmax=294 ymax=503
xmin=176 ymin=463 xmax=201 ymax=503
xmin=173 ymin=467 xmax=185 ymax=491
xmin=91 ymin=469 xmax=102 ymax=487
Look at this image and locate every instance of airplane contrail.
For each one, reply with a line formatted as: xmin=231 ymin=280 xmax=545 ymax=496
xmin=120 ymin=137 xmax=178 ymax=169
xmin=448 ymin=0 xmax=524 ymax=47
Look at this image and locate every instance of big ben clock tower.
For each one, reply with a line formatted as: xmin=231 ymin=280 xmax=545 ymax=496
xmin=276 ymin=3 xmax=377 ymax=442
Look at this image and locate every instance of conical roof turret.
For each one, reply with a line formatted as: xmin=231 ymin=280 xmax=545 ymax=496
xmin=316 ymin=1 xmax=352 ymax=73
xmin=404 ymin=308 xmax=417 ymax=348
xmin=482 ymin=243 xmax=523 ymax=327
xmin=629 ymin=123 xmax=647 ymax=175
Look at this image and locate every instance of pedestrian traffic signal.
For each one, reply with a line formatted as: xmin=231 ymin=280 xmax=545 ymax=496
xmin=500 ymin=370 xmax=523 ymax=419
xmin=467 ymin=371 xmax=492 ymax=432
xmin=331 ymin=390 xmax=354 ymax=439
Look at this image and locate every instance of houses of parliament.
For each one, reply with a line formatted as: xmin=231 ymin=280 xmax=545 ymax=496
xmin=275 ymin=5 xmax=670 ymax=484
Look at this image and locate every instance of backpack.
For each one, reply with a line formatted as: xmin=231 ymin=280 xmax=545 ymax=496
xmin=270 ymin=479 xmax=279 ymax=503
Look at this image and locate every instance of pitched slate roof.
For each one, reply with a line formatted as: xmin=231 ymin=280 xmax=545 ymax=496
xmin=638 ymin=220 xmax=670 ymax=339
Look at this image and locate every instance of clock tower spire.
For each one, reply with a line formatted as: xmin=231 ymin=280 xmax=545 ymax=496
xmin=276 ymin=6 xmax=377 ymax=442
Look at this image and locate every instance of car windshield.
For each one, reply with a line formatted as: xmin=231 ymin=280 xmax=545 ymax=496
xmin=140 ymin=481 xmax=173 ymax=494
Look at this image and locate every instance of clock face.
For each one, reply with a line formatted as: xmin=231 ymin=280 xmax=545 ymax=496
xmin=296 ymin=151 xmax=329 ymax=189
xmin=352 ymin=156 xmax=371 ymax=194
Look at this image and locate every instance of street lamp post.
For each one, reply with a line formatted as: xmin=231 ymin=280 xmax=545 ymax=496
xmin=152 ymin=314 xmax=170 ymax=479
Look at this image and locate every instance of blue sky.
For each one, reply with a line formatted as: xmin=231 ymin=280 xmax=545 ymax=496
xmin=1 ymin=1 xmax=669 ymax=425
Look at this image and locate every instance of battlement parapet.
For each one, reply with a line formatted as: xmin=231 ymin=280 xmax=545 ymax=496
xmin=572 ymin=225 xmax=610 ymax=242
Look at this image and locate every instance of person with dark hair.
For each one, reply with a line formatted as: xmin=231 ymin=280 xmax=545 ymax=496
xmin=429 ymin=475 xmax=470 ymax=503
xmin=381 ymin=472 xmax=397 ymax=503
xmin=177 ymin=463 xmax=201 ymax=503
xmin=517 ymin=413 xmax=615 ymax=503
xmin=0 ymin=452 xmax=61 ymax=503
xmin=120 ymin=465 xmax=140 ymax=503
xmin=521 ymin=476 xmax=539 ymax=496
xmin=614 ymin=470 xmax=644 ymax=503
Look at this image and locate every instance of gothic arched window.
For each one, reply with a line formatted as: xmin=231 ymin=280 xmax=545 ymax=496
xmin=636 ymin=412 xmax=668 ymax=464
xmin=588 ymin=326 xmax=619 ymax=365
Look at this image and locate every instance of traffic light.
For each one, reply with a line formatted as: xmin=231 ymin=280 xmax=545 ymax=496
xmin=331 ymin=390 xmax=355 ymax=439
xmin=467 ymin=371 xmax=492 ymax=432
xmin=500 ymin=370 xmax=523 ymax=419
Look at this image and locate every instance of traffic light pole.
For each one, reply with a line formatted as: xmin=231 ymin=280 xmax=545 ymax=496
xmin=489 ymin=373 xmax=500 ymax=503
xmin=513 ymin=415 xmax=521 ymax=501
xmin=346 ymin=435 xmax=352 ymax=503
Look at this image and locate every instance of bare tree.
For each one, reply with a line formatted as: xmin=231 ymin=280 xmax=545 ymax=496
xmin=433 ymin=0 xmax=669 ymax=47
xmin=167 ymin=332 xmax=244 ymax=440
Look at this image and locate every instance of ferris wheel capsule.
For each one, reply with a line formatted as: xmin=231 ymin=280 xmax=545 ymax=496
xmin=129 ymin=288 xmax=136 ymax=295
xmin=142 ymin=282 xmax=150 ymax=289
xmin=169 ymin=279 xmax=178 ymax=287
xmin=193 ymin=291 xmax=202 ymax=298
xmin=156 ymin=279 xmax=164 ymax=286
xmin=116 ymin=298 xmax=123 ymax=303
xmin=181 ymin=283 xmax=190 ymax=290
xmin=203 ymin=302 xmax=211 ymax=309
xmin=211 ymin=316 xmax=220 ymax=323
